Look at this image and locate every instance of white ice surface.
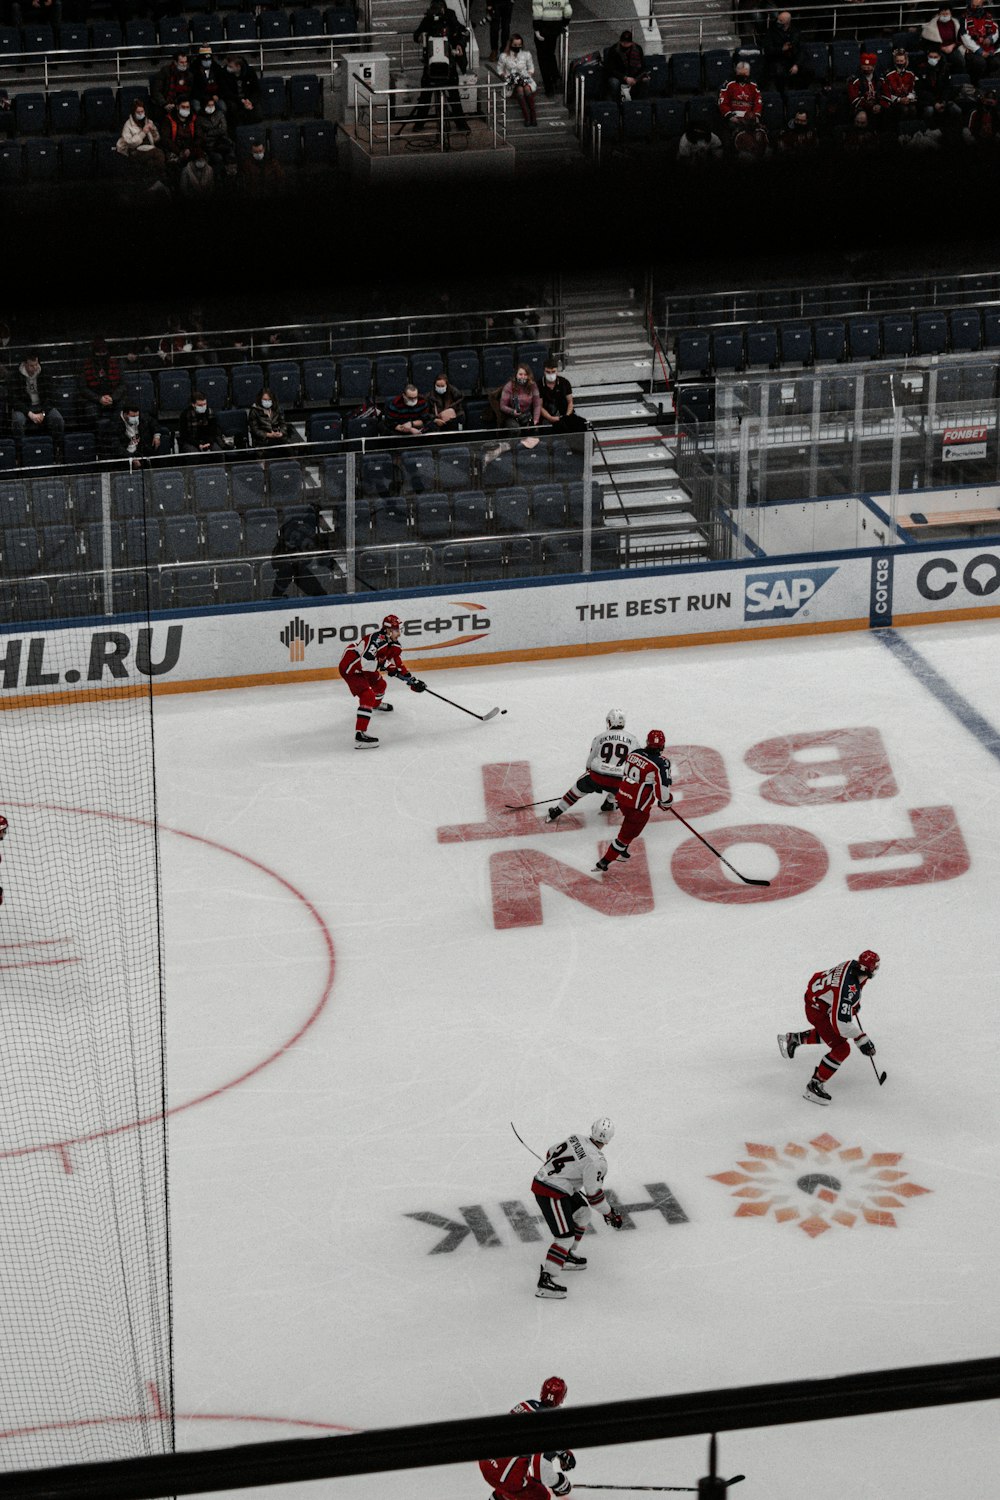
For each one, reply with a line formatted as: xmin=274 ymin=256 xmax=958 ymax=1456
xmin=28 ymin=622 xmax=1000 ymax=1498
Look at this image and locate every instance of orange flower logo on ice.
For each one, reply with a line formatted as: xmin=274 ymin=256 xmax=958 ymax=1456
xmin=710 ymin=1134 xmax=930 ymax=1237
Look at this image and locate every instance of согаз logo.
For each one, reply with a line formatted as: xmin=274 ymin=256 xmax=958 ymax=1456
xmin=744 ymin=567 xmax=837 ymax=621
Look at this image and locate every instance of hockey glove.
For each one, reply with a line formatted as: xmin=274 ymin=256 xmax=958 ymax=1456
xmin=603 ymin=1208 xmax=624 ymax=1229
xmin=658 ymin=792 xmax=673 ymax=809
xmin=558 ymin=1452 xmax=576 ymax=1471
xmin=858 ymin=1037 xmax=876 ymax=1057
xmin=408 ymin=678 xmax=427 ymax=692
xmin=552 ymin=1477 xmax=571 ymax=1496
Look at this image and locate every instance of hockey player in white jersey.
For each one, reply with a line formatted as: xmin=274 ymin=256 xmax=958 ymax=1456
xmin=547 ymin=712 xmax=638 ymax=823
xmin=531 ymin=1118 xmax=623 ymax=1299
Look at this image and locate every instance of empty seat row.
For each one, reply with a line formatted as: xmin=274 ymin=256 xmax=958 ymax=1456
xmin=349 ymin=482 xmax=601 ymax=546
xmin=0 ymin=10 xmax=356 ymax=58
xmin=4 ymin=77 xmax=324 ymax=137
xmin=675 ymin=361 xmax=998 ymax=425
xmin=359 ymin=528 xmax=620 ymax=591
xmin=0 ymin=562 xmax=265 ymax=623
xmin=666 ymin=273 xmax=1000 ymax=330
xmin=674 ymin=310 xmax=1000 ymax=377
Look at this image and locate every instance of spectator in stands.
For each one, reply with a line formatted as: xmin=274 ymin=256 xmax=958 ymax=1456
xmin=881 ymin=48 xmax=919 ymax=118
xmin=116 ymin=100 xmax=166 ymax=175
xmin=763 ymin=10 xmax=811 ymax=90
xmin=10 ymin=353 xmax=64 ymax=453
xmin=161 ymin=98 xmax=199 ymax=175
xmin=538 ymin=360 xmax=585 ymax=432
xmin=848 ymin=52 xmax=884 ymax=118
xmin=248 ymin=387 xmax=296 ymax=446
xmin=383 ymin=382 xmax=433 ymax=436
xmin=179 ymin=390 xmax=221 ymax=453
xmin=157 ymin=318 xmax=196 ymax=365
xmin=604 ymin=29 xmax=651 ymax=102
xmin=191 ymin=45 xmax=228 ymax=108
xmin=81 ymin=337 xmax=125 ymax=452
xmin=113 ymin=399 xmax=165 ymax=463
xmin=718 ymin=59 xmax=763 ymax=131
xmin=922 ymin=2 xmax=963 ymax=57
xmin=196 ymin=95 xmax=235 ymax=173
xmin=428 ymin=372 xmax=465 ymax=430
xmin=220 ymin=55 xmax=260 ymax=130
xmin=841 ymin=104 xmax=880 ymax=149
xmin=779 ymin=107 xmax=819 ymax=150
xmin=960 ymin=0 xmax=1000 ymax=79
xmin=179 ymin=150 xmax=216 ymax=198
xmin=499 ymin=364 xmax=541 ymax=432
xmin=532 ymin=0 xmax=571 ymax=96
xmin=495 ymin=34 xmax=539 ymax=125
xmin=484 ymin=0 xmax=513 ymax=61
xmin=733 ymin=120 xmax=773 ymax=158
xmin=238 ymin=137 xmax=285 ymax=195
xmin=152 ymin=50 xmax=192 ymax=121
xmin=271 ymin=503 xmax=341 ymax=599
xmin=964 ymin=86 xmax=1000 ymax=136
xmin=676 ymin=120 xmax=724 ymax=159
xmin=411 ymin=0 xmax=471 ymax=132
xmin=917 ymin=45 xmax=963 ymax=116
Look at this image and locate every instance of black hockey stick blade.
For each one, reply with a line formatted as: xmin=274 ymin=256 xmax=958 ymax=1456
xmin=481 ymin=707 xmax=500 ymax=721
xmin=868 ymin=1052 xmax=887 ymax=1086
xmin=725 ymin=1480 xmax=746 ymax=1489
xmin=665 ymin=806 xmax=770 ymax=886
xmin=503 ymin=797 xmax=561 ymax=811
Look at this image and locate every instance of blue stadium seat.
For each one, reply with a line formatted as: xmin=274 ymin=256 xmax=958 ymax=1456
xmin=321 ymin=455 xmax=348 ymax=502
xmin=232 ymin=463 xmax=267 ymax=509
xmin=847 ymin=316 xmax=880 ymax=360
xmin=934 ymin=367 xmax=961 ymax=407
xmin=71 ymin=475 xmax=103 ymax=520
xmin=446 ymin=348 xmax=481 ymax=394
xmin=268 ymin=121 xmax=300 ymax=165
xmin=56 ymin=22 xmax=88 ymax=50
xmin=323 ymin=7 xmax=357 ymax=33
xmin=654 ymin=96 xmax=685 ymax=138
xmin=948 ymin=310 xmax=982 ymax=352
xmin=50 ymin=88 xmax=82 ymax=133
xmin=745 ymin=326 xmax=777 ymax=368
xmin=514 ymin=442 xmax=550 ymax=486
xmin=669 ymin=51 xmax=702 ymax=92
xmin=400 ymin=447 xmax=437 ymax=493
xmin=19 ymin=24 xmax=53 ymax=53
xmin=162 ymin=516 xmax=202 ymax=564
xmin=438 ymin=445 xmax=472 ymax=491
xmin=303 ymin=357 xmax=337 ymax=405
xmin=191 ymin=466 xmax=230 ymax=513
xmin=39 ymin=523 xmax=77 ymax=570
xmin=675 ymin=331 xmax=710 ymax=379
xmin=780 ymin=323 xmax=813 ymax=365
xmin=687 ymin=92 xmax=720 ymax=130
xmin=300 ymin=118 xmax=337 ymax=163
xmin=466 ymin=538 xmax=502 ymax=582
xmin=361 ymin=453 xmax=394 ymax=498
xmin=711 ymin=328 xmax=744 ymax=373
xmin=464 ymin=397 xmax=492 ymax=431
xmin=644 ymin=54 xmax=669 ymax=96
xmin=503 ymin=535 xmax=534 ymax=578
xmin=480 ymin=444 xmax=515 ymax=487
xmin=157 ymin=369 xmax=192 ymax=419
xmin=125 ymin=19 xmax=157 ymax=49
xmin=408 ymin=350 xmax=443 ymax=389
xmin=149 ymin=468 xmax=187 ymax=514
xmin=266 ymin=359 xmax=302 ymax=407
xmin=258 ymin=10 xmax=291 ymax=40
xmin=15 ymin=93 xmax=48 ymax=135
xmin=292 ymin=8 xmax=324 ymax=35
xmin=881 ymin=315 xmax=914 ymax=358
xmin=111 ymin=472 xmax=147 ymax=518
xmin=813 ymin=319 xmax=846 ymax=363
xmin=370 ymin=495 xmax=410 ymax=544
xmin=54 ymin=576 xmax=99 ymax=620
xmin=800 ymin=41 xmax=830 ymax=81
xmin=82 ymin=87 xmax=116 ymax=133
xmin=163 ymin=565 xmax=215 ymax=610
xmin=915 ymin=313 xmax=948 ymax=357
xmin=89 ymin=20 xmax=123 ymax=49
xmin=190 ymin=13 xmax=224 ymax=43
xmin=205 ymin=511 xmax=242 ymax=558
xmin=18 ymin=578 xmax=54 ymax=621
xmin=20 ymin=436 xmax=54 ymax=468
xmin=216 ymin=408 xmax=249 ymax=449
xmin=0 ymin=143 xmax=22 ymax=185
xmin=268 ymin=460 xmax=303 ymax=506
xmin=531 ymin=483 xmax=567 ymax=529
xmin=289 ymin=73 xmax=323 ymax=117
xmin=231 ymin=363 xmax=265 ymax=408
xmin=243 ymin=507 xmax=278 ymax=556
xmin=157 ymin=14 xmax=190 ymax=48
xmin=516 ymin=343 xmax=549 ymax=381
xmin=820 ymin=375 xmax=856 ymax=413
xmin=0 ymin=438 xmax=16 ymax=470
xmin=0 ymin=480 xmax=32 ymax=525
xmin=63 ymin=432 xmax=97 ymax=466
xmin=452 ymin=490 xmax=490 ymax=535
xmin=374 ymin=355 xmax=410 ymax=402
xmin=196 ymin=366 xmax=229 ymax=412
xmin=224 ymin=12 xmax=257 ymax=43
xmin=214 ymin=561 xmax=255 ymax=604
xmin=60 ymin=139 xmax=96 ymax=181
xmin=413 ymin=492 xmax=451 ymax=539
xmin=701 ymin=49 xmax=731 ymax=90
xmin=4 ymin=525 xmax=40 ymax=573
xmin=22 ymin=139 xmax=58 ymax=181
xmin=962 ymin=363 xmax=996 ymax=403
xmin=337 ymin=357 xmax=371 ymax=406
xmin=493 ymin=485 xmax=531 ymax=533
xmin=481 ymin=345 xmax=516 ymax=389
xmin=305 ymin=411 xmax=342 ymax=443
xmin=31 ymin=477 xmax=70 ymax=526
xmin=831 ymin=40 xmax=859 ymax=79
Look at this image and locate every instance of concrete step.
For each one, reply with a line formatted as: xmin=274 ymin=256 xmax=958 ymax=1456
xmin=571 ymin=380 xmax=646 ymax=398
xmin=564 ymin=338 xmax=653 ymax=361
xmin=604 ymin=507 xmax=698 ymax=530
xmin=574 ymin=399 xmax=659 ymax=423
xmin=567 ymin=356 xmax=656 ymax=385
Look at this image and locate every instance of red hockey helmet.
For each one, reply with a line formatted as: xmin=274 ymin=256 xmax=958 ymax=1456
xmin=646 ymin=729 xmax=666 ymax=752
xmin=0 ymin=815 xmax=7 ymax=840
xmin=858 ymin=950 xmax=880 ymax=976
xmin=540 ymin=1376 xmax=567 ymax=1408
xmin=382 ymin=614 xmax=401 ymax=639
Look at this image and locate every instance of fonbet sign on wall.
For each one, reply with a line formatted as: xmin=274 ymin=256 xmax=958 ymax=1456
xmin=1 ymin=543 xmax=997 ymax=700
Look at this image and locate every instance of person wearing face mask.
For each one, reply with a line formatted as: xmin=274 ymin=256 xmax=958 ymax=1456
xmin=161 ymin=95 xmax=198 ymax=172
xmin=499 ymin=364 xmax=541 ymax=432
xmin=916 ymin=45 xmax=962 ymax=117
xmin=179 ymin=391 xmax=222 ymax=453
xmin=179 ymin=148 xmax=216 ymax=198
xmin=538 ymin=361 xmax=585 ymax=433
xmin=116 ymin=99 xmax=166 ymax=173
xmin=239 ymin=136 xmax=284 ymax=195
xmin=112 ymin=402 xmax=165 ymax=464
xmin=383 ymin=382 xmax=433 ymax=436
xmin=922 ymin=2 xmax=963 ymax=55
xmin=960 ymin=0 xmax=1000 ymax=80
xmin=248 ymin=387 xmax=296 ymax=447
xmin=191 ymin=44 xmax=228 ymax=105
xmin=495 ymin=35 xmax=539 ymax=123
xmin=195 ymin=93 xmax=235 ymax=172
xmin=153 ymin=50 xmax=192 ymax=119
xmin=219 ymin=54 xmax=260 ymax=128
xmin=428 ymin=372 xmax=465 ymax=431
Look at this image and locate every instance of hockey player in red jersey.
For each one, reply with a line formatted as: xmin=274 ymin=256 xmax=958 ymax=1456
xmin=0 ymin=813 xmax=6 ymax=905
xmin=480 ymin=1378 xmax=574 ymax=1500
xmin=593 ymin=730 xmax=672 ymax=872
xmin=779 ymin=951 xmax=880 ymax=1105
xmin=531 ymin=1118 xmax=623 ymax=1299
xmin=547 ymin=709 xmax=638 ymax=823
xmin=337 ymin=614 xmax=426 ymax=747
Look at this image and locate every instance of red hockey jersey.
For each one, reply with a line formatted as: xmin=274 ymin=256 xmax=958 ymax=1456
xmin=616 ymin=749 xmax=670 ymax=816
xmin=339 ymin=627 xmax=410 ymax=680
xmin=718 ymin=77 xmax=762 ymax=120
xmin=805 ymin=959 xmax=871 ymax=1041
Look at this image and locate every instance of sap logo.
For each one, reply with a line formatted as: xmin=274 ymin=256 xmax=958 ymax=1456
xmin=744 ymin=567 xmax=838 ymax=621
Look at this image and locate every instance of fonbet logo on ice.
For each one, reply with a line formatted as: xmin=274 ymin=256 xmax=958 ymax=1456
xmin=279 ymin=605 xmax=491 ymax=663
xmin=744 ymin=567 xmax=838 ymax=622
xmin=711 ymin=1135 xmax=930 ymax=1238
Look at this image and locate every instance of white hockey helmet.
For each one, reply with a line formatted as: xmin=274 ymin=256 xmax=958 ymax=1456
xmin=606 ymin=709 xmax=626 ymax=730
xmin=590 ymin=1117 xmax=615 ymax=1145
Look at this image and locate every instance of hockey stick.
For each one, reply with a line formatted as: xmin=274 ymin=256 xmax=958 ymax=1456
xmin=574 ymin=1480 xmax=745 ymax=1492
xmin=503 ymin=797 xmax=563 ymax=811
xmin=868 ymin=1050 xmax=887 ymax=1086
xmin=421 ymin=684 xmax=501 ymax=722
xmin=665 ymin=806 xmax=770 ymax=887
xmin=510 ymin=1121 xmax=542 ymax=1161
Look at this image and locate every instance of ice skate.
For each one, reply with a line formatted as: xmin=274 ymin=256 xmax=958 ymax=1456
xmin=593 ymin=857 xmax=610 ymax=873
xmin=778 ymin=1033 xmax=799 ymax=1059
xmin=546 ymin=807 xmax=563 ymax=822
xmin=562 ymin=1250 xmax=587 ymax=1271
xmin=804 ymin=1076 xmax=831 ymax=1106
xmin=600 ymin=797 xmax=617 ymax=813
xmin=374 ymin=702 xmax=393 ymax=712
xmin=617 ymin=847 xmax=630 ymax=860
xmin=535 ymin=1266 xmax=567 ymax=1299
xmin=355 ymin=732 xmax=379 ymax=747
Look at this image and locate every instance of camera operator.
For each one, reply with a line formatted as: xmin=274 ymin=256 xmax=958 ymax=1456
xmin=270 ymin=502 xmax=342 ymax=599
xmin=411 ymin=0 xmax=471 ymax=133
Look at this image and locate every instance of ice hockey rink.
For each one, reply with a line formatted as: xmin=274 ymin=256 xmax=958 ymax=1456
xmin=6 ymin=616 xmax=1000 ymax=1500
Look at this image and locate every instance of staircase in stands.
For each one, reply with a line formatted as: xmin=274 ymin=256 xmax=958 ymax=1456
xmin=559 ymin=272 xmax=710 ymax=565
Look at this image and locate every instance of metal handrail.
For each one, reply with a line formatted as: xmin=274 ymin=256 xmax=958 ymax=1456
xmin=350 ymin=71 xmax=508 ymax=157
